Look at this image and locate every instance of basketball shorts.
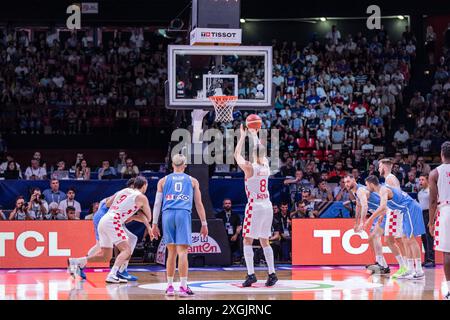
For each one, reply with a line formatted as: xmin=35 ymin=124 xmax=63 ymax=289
xmin=435 ymin=205 xmax=450 ymax=253
xmin=97 ymin=213 xmax=129 ymax=248
xmin=243 ymin=200 xmax=273 ymax=239
xmin=384 ymin=209 xmax=404 ymax=238
xmin=400 ymin=202 xmax=426 ymax=238
xmin=93 ymin=203 xmax=109 ymax=241
xmin=162 ymin=209 xmax=192 ymax=246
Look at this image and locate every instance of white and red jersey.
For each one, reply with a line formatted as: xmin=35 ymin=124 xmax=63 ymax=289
xmin=106 ymin=188 xmax=141 ymax=223
xmin=245 ymin=161 xmax=270 ymax=202
xmin=437 ymin=164 xmax=450 ymax=205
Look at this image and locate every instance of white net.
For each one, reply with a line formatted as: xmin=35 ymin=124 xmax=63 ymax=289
xmin=209 ymin=96 xmax=237 ymax=123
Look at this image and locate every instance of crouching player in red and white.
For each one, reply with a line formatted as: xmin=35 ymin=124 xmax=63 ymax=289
xmin=69 ymin=176 xmax=152 ymax=283
xmin=429 ymin=141 xmax=450 ymax=300
xmin=234 ymin=124 xmax=278 ymax=288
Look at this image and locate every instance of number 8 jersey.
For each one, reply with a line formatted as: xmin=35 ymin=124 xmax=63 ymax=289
xmin=245 ymin=162 xmax=271 ymax=202
xmin=243 ymin=161 xmax=273 ymax=240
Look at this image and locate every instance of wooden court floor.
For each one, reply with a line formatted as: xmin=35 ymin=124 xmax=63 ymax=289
xmin=0 ymin=266 xmax=448 ymax=300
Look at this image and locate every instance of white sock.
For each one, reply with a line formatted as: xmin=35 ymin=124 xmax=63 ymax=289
xmin=407 ymin=259 xmax=415 ymax=272
xmin=447 ymin=281 xmax=450 ymax=292
xmin=244 ymin=245 xmax=255 ymax=275
xmin=376 ymin=255 xmax=388 ymax=268
xmin=167 ymin=277 xmax=174 ymax=286
xmin=395 ymin=255 xmax=405 ymax=268
xmin=180 ymin=277 xmax=188 ymax=288
xmin=119 ymin=261 xmax=129 ymax=273
xmin=109 ymin=266 xmax=119 ymax=277
xmin=415 ymin=259 xmax=423 ymax=273
xmin=263 ymin=246 xmax=276 ymax=274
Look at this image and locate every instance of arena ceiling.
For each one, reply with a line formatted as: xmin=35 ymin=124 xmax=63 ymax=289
xmin=1 ymin=0 xmax=449 ymax=24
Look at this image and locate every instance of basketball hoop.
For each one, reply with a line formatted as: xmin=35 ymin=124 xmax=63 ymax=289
xmin=209 ymin=96 xmax=237 ymax=123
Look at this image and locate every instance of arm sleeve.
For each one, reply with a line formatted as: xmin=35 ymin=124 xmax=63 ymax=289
xmin=152 ymin=192 xmax=163 ymax=225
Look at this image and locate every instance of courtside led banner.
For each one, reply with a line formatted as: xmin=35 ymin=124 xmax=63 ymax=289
xmin=0 ymin=222 xmax=108 ymax=268
xmin=292 ymin=219 xmax=443 ymax=265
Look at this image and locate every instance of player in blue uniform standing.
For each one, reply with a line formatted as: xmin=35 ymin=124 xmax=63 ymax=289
xmin=344 ymin=175 xmax=390 ymax=274
xmin=151 ymin=154 xmax=208 ymax=297
xmin=364 ymin=175 xmax=426 ymax=280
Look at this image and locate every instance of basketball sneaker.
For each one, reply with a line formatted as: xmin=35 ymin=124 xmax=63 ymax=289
xmin=165 ymin=285 xmax=175 ymax=297
xmin=117 ymin=270 xmax=138 ymax=282
xmin=444 ymin=292 xmax=450 ymax=300
xmin=374 ymin=266 xmax=390 ymax=275
xmin=178 ymin=286 xmax=195 ymax=297
xmin=367 ymin=263 xmax=382 ymax=272
xmin=365 ymin=262 xmax=379 ymax=270
xmin=242 ymin=274 xmax=258 ymax=287
xmin=397 ymin=270 xmax=414 ymax=280
xmin=392 ymin=266 xmax=408 ymax=279
xmin=412 ymin=272 xmax=425 ymax=280
xmin=265 ymin=273 xmax=278 ymax=287
xmin=105 ymin=274 xmax=122 ymax=284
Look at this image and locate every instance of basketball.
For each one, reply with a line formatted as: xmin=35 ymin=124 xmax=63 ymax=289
xmin=246 ymin=114 xmax=262 ymax=131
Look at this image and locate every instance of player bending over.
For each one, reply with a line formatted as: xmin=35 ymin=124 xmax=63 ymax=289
xmin=69 ymin=176 xmax=152 ymax=283
xmin=151 ymin=154 xmax=208 ymax=297
xmin=429 ymin=141 xmax=450 ymax=300
xmin=378 ymin=159 xmax=408 ymax=278
xmin=72 ymin=178 xmax=152 ymax=281
xmin=344 ymin=175 xmax=390 ymax=274
xmin=234 ymin=124 xmax=278 ymax=287
xmin=364 ymin=175 xmax=426 ymax=280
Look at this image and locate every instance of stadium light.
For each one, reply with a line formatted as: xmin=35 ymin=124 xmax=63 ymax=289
xmin=240 ymin=18 xmax=246 ymax=23
xmin=397 ymin=15 xmax=405 ymax=20
xmin=319 ymin=17 xmax=327 ymax=22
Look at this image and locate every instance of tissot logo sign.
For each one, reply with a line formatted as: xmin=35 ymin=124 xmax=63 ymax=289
xmin=200 ymin=31 xmax=238 ymax=38
xmin=190 ymin=28 xmax=242 ymax=45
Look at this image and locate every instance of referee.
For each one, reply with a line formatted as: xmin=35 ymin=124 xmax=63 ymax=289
xmin=418 ymin=173 xmax=435 ymax=268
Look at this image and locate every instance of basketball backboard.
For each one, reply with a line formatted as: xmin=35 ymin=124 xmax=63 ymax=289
xmin=166 ymin=45 xmax=273 ymax=109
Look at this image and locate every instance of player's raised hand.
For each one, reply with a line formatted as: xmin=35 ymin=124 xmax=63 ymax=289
xmin=239 ymin=124 xmax=247 ymax=137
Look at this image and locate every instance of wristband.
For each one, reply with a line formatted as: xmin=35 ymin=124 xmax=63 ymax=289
xmin=201 ymin=221 xmax=208 ymax=227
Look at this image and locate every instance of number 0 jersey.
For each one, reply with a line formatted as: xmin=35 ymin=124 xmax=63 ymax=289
xmin=162 ymin=173 xmax=194 ymax=212
xmin=245 ymin=161 xmax=270 ymax=202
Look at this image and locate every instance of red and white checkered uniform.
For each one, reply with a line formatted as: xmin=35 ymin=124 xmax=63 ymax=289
xmin=434 ymin=164 xmax=450 ymax=253
xmin=384 ymin=208 xmax=403 ymax=238
xmin=243 ymin=161 xmax=273 ymax=239
xmin=98 ymin=188 xmax=141 ymax=248
xmin=435 ymin=205 xmax=450 ymax=253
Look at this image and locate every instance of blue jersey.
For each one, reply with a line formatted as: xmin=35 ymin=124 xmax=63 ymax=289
xmin=386 ymin=186 xmax=415 ymax=211
xmin=162 ymin=173 xmax=194 ymax=212
xmin=354 ymin=184 xmax=380 ymax=212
